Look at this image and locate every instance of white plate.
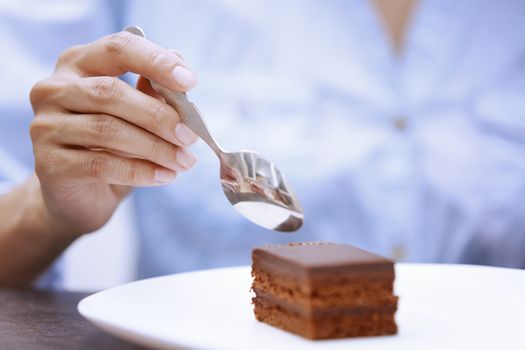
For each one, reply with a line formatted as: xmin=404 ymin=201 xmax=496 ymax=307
xmin=78 ymin=264 xmax=525 ymax=350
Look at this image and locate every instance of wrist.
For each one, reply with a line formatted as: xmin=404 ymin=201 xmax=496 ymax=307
xmin=22 ymin=175 xmax=79 ymax=241
xmin=0 ymin=175 xmax=77 ymax=285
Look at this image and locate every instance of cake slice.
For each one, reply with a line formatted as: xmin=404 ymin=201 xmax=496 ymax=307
xmin=251 ymin=242 xmax=398 ymax=339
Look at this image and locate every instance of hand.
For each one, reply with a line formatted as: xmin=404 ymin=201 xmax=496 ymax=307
xmin=29 ymin=31 xmax=199 ymax=237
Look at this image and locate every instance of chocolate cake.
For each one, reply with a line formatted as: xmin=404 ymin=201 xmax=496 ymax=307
xmin=251 ymin=242 xmax=398 ymax=339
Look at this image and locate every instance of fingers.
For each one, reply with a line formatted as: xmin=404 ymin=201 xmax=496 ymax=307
xmin=29 ymin=31 xmax=202 ymax=190
xmin=40 ymin=148 xmax=179 ymax=186
xmin=88 ymin=113 xmax=197 ymax=171
xmin=47 ymin=76 xmax=197 ymax=147
xmin=69 ymin=31 xmax=197 ymax=91
xmin=32 ymin=112 xmax=197 ymax=172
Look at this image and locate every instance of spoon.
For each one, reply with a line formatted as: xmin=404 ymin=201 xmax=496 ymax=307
xmin=124 ymin=26 xmax=303 ymax=232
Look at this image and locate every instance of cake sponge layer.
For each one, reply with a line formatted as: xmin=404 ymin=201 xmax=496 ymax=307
xmin=252 ymin=261 xmax=397 ymax=309
xmin=253 ymin=295 xmax=397 ymax=340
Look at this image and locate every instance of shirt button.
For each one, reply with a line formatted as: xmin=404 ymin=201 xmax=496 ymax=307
xmin=393 ymin=115 xmax=407 ymax=131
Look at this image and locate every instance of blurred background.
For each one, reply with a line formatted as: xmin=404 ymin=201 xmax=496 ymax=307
xmin=1 ymin=0 xmax=524 ymax=290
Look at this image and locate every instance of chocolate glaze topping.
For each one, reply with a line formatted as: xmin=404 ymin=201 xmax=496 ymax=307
xmin=253 ymin=242 xmax=393 ymax=273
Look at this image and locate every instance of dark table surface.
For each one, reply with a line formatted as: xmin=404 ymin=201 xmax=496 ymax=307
xmin=0 ymin=288 xmax=147 ymax=350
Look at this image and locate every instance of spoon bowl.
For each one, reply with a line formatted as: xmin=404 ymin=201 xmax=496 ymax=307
xmin=220 ymin=151 xmax=303 ymax=231
xmin=125 ymin=26 xmax=303 ymax=232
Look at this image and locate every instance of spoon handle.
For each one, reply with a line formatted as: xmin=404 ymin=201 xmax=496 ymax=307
xmin=123 ymin=26 xmax=225 ymax=157
xmin=151 ymin=82 xmax=225 ymax=156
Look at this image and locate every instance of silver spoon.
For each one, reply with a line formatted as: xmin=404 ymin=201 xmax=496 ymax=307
xmin=124 ymin=26 xmax=303 ymax=232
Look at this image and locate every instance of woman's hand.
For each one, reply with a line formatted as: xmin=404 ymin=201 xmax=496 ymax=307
xmin=29 ymin=31 xmax=198 ymax=237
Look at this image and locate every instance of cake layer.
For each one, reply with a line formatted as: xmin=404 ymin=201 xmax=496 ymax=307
xmin=252 ymin=242 xmax=395 ymax=287
xmin=253 ymin=295 xmax=397 ymax=340
xmin=253 ymin=242 xmax=394 ymax=271
xmin=252 ymin=280 xmax=397 ymax=309
xmin=252 ymin=263 xmax=397 ymax=308
xmin=252 ymin=290 xmax=397 ymax=318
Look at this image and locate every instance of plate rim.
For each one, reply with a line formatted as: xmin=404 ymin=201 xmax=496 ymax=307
xmin=77 ymin=263 xmax=525 ymax=350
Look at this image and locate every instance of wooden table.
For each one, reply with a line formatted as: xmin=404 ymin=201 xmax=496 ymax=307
xmin=0 ymin=288 xmax=146 ymax=350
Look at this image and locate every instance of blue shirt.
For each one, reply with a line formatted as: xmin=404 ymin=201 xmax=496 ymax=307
xmin=1 ymin=0 xmax=525 ymax=287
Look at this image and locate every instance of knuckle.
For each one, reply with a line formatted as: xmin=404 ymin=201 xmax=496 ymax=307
xmin=90 ymin=115 xmax=122 ymax=140
xmin=29 ymin=119 xmax=45 ymax=141
xmin=149 ymin=49 xmax=177 ymax=72
xmin=30 ymin=78 xmax=56 ymax=107
xmin=29 ymin=117 xmax=53 ymax=142
xmin=104 ymin=31 xmax=139 ymax=56
xmin=84 ymin=154 xmax=108 ymax=178
xmin=89 ymin=77 xmax=123 ymax=105
xmin=56 ymin=45 xmax=83 ymax=67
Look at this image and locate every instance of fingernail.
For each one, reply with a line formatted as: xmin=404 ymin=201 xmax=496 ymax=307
xmin=171 ymin=66 xmax=197 ymax=89
xmin=176 ymin=148 xmax=197 ymax=169
xmin=175 ymin=123 xmax=197 ymax=145
xmin=155 ymin=168 xmax=177 ymax=183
